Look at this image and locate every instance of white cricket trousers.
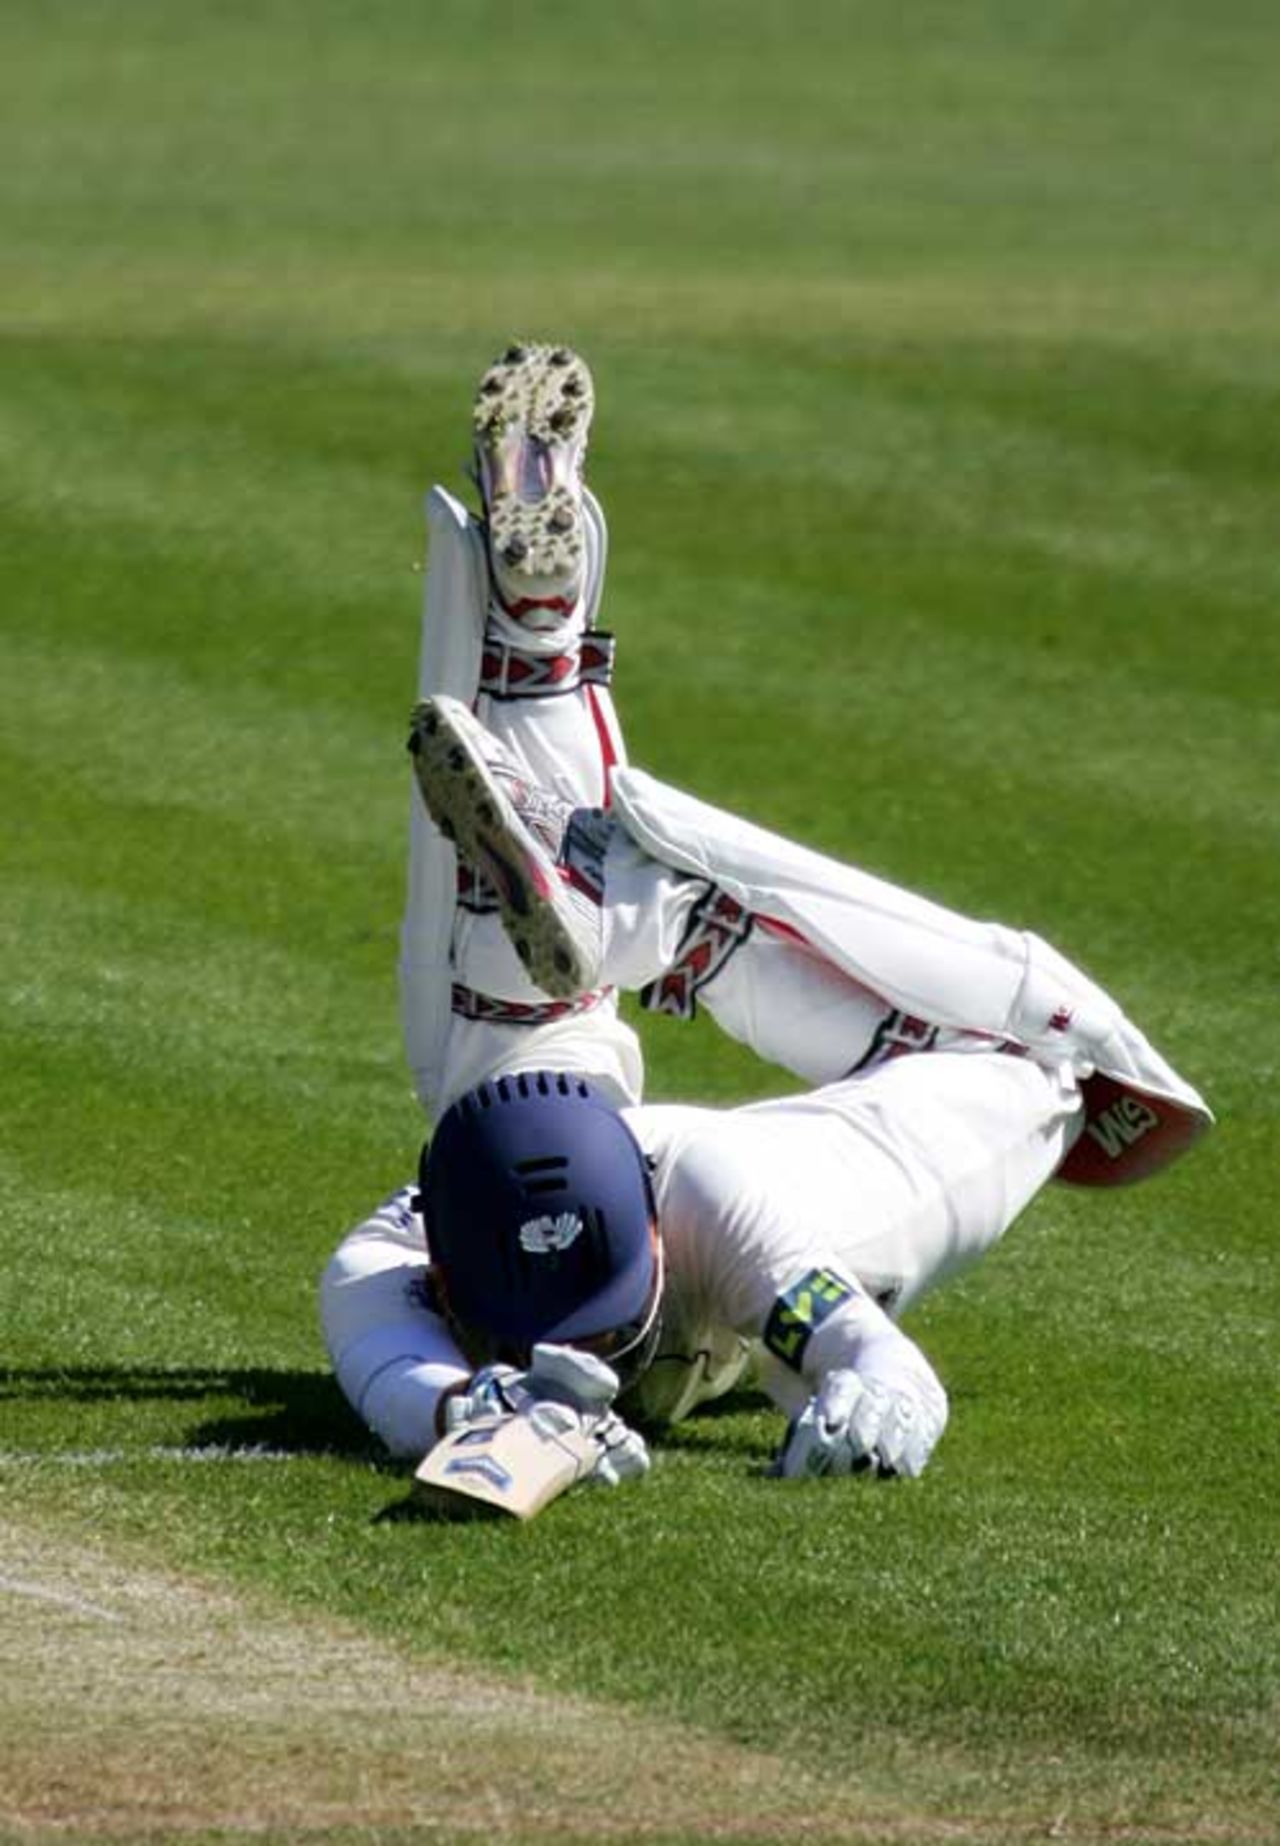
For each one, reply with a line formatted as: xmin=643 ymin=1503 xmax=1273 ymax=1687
xmin=399 ymin=481 xmax=984 ymax=1119
xmin=401 ymin=481 xmax=1207 ymax=1155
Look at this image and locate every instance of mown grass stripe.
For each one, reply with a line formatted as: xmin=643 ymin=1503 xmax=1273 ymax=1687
xmin=2 ymin=3 xmax=1275 ymax=1837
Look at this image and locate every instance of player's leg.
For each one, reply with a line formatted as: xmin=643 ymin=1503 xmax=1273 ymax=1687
xmin=406 ymin=696 xmax=969 ymax=1085
xmin=399 ymin=343 xmax=932 ymax=1106
xmin=407 ymin=696 xmax=1209 ymax=1179
xmin=604 ymin=828 xmax=901 ymax=1081
xmin=400 ymin=344 xmax=642 ymax=1119
xmin=610 ymin=766 xmax=1210 ymax=1179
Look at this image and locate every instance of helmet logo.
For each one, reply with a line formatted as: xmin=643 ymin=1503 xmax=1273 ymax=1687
xmin=518 ymin=1210 xmax=584 ymax=1255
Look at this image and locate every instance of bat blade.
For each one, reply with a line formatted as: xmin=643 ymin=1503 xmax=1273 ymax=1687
xmin=413 ymin=1410 xmax=599 ymax=1520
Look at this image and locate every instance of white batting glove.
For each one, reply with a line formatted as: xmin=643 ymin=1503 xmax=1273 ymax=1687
xmin=444 ymin=1344 xmax=649 ymax=1488
xmin=443 ymin=1364 xmax=525 ymax=1429
xmin=587 ymin=1408 xmax=652 ymax=1487
xmin=773 ymin=1367 xmax=947 ymax=1481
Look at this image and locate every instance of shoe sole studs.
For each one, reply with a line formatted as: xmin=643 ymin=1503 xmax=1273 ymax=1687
xmin=407 ymin=700 xmax=590 ymax=998
xmin=472 ymin=343 xmax=594 ymax=603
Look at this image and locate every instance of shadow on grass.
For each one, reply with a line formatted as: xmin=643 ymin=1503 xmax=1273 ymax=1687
xmin=0 ymin=1365 xmax=380 ymax=1461
xmin=0 ymin=1368 xmax=783 ymax=1485
xmin=636 ymin=1385 xmax=779 ymax=1460
xmin=374 ymin=1491 xmax=505 ymax=1526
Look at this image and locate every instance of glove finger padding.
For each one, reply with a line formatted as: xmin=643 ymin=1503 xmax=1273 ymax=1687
xmin=845 ymin=1376 xmax=892 ymax=1470
xmin=773 ymin=1371 xmax=869 ymax=1479
xmin=445 ymin=1344 xmax=648 ymax=1491
xmin=774 ymin=1367 xmax=946 ymax=1480
xmin=528 ymin=1346 xmax=649 ymax=1487
xmin=588 ymin=1410 xmax=651 ymax=1487
xmin=443 ymin=1364 xmax=524 ymax=1432
xmin=527 ymin=1342 xmax=621 ymax=1411
xmin=873 ymin=1388 xmax=928 ymax=1478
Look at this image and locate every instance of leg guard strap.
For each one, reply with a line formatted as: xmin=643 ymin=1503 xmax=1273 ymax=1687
xmin=479 ymin=632 xmax=616 ymax=700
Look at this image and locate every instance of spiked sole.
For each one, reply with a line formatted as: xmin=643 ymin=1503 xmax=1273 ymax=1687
xmin=408 ymin=697 xmax=597 ymax=1000
xmin=473 ymin=342 xmax=594 ymax=609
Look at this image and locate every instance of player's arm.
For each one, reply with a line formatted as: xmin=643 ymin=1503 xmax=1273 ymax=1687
xmin=319 ymin=1186 xmax=472 ymax=1459
xmin=759 ymin=1268 xmax=948 ymax=1480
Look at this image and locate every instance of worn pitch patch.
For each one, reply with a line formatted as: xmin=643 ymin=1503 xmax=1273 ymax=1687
xmin=0 ymin=1518 xmax=870 ymax=1843
xmin=2 ymin=1521 xmax=1265 ymax=1844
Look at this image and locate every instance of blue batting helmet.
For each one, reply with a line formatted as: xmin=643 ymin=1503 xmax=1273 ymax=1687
xmin=419 ymin=1071 xmax=661 ymax=1383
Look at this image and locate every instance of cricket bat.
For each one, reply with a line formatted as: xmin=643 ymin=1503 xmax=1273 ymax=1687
xmin=413 ymin=1406 xmax=602 ymax=1520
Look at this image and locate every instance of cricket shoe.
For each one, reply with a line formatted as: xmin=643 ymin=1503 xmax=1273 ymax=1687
xmin=408 ymin=695 xmax=603 ymax=999
xmin=472 ymin=342 xmax=594 ymax=623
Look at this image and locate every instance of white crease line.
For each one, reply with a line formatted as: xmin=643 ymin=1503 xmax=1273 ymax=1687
xmin=0 ymin=1445 xmax=304 ymax=1467
xmin=0 ymin=1573 xmax=124 ymax=1623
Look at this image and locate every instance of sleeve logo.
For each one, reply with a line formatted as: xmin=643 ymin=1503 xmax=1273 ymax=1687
xmin=763 ymin=1267 xmax=856 ymax=1372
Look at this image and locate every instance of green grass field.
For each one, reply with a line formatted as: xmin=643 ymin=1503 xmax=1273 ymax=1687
xmin=3 ymin=4 xmax=1278 ymax=1841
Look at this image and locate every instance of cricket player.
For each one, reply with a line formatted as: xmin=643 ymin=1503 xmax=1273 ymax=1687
xmin=320 ymin=345 xmax=1210 ymax=1494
